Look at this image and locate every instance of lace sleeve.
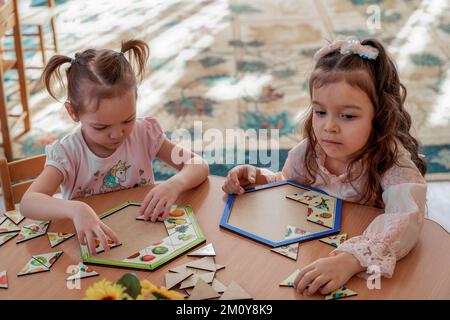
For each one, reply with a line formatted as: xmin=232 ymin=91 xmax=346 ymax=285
xmin=332 ymin=157 xmax=427 ymax=278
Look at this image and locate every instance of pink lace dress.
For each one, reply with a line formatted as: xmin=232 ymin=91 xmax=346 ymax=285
xmin=262 ymin=139 xmax=427 ymax=278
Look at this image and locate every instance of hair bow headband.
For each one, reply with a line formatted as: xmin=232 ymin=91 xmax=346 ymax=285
xmin=313 ymin=37 xmax=379 ymax=61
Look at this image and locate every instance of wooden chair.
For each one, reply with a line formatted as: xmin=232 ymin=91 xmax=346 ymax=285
xmin=0 ymin=0 xmax=31 ymax=161
xmin=0 ymin=154 xmax=45 ymax=211
xmin=16 ymin=0 xmax=58 ymax=68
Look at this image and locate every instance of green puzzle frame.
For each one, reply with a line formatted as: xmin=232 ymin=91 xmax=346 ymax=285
xmin=80 ymin=201 xmax=206 ymax=270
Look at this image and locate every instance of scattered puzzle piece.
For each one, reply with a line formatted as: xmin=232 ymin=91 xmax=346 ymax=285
xmin=0 ymin=271 xmax=7 ymax=289
xmin=179 ymin=271 xmax=215 ymax=289
xmin=211 ymin=278 xmax=227 ymax=293
xmin=48 ymin=232 xmax=75 ymax=247
xmin=0 ymin=232 xmax=19 ymax=246
xmin=279 ymin=269 xmax=300 ymax=287
xmin=67 ymin=263 xmax=99 ymax=281
xmin=165 ymin=271 xmax=194 ymax=290
xmin=0 ymin=219 xmax=21 ymax=234
xmin=188 ymin=243 xmax=216 ymax=257
xmin=16 ymin=221 xmax=50 ymax=243
xmin=220 ymin=281 xmax=252 ymax=300
xmin=18 ymin=250 xmax=63 ymax=276
xmin=17 ymin=257 xmax=50 ymax=276
xmin=324 ymin=287 xmax=357 ymax=300
xmin=319 ymin=233 xmax=348 ymax=248
xmin=32 ymin=251 xmax=63 ymax=268
xmin=188 ymin=278 xmax=221 ymax=300
xmin=271 ymin=242 xmax=299 ymax=260
xmin=186 ymin=256 xmax=217 ymax=272
xmin=4 ymin=209 xmax=25 ymax=225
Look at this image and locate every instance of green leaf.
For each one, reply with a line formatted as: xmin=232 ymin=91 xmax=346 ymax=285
xmin=117 ymin=273 xmax=142 ymax=299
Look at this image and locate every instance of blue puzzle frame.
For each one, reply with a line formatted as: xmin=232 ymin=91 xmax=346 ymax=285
xmin=220 ymin=180 xmax=343 ymax=247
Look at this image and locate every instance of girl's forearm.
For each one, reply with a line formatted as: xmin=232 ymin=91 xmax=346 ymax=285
xmin=166 ymin=159 xmax=209 ymax=193
xmin=20 ymin=192 xmax=78 ymax=221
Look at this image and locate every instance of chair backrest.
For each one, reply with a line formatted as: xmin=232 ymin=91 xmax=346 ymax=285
xmin=0 ymin=154 xmax=46 ymax=211
xmin=0 ymin=1 xmax=16 ymax=39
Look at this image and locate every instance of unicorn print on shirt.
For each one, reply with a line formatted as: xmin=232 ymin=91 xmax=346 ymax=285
xmin=100 ymin=160 xmax=131 ymax=193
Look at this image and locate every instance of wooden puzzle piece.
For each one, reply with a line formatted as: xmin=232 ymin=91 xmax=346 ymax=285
xmin=0 ymin=219 xmax=21 ymax=234
xmin=4 ymin=209 xmax=25 ymax=225
xmin=306 ymin=206 xmax=335 ymax=229
xmin=211 ymin=278 xmax=227 ymax=293
xmin=25 ymin=221 xmax=50 ymax=233
xmin=165 ymin=271 xmax=194 ymax=290
xmin=319 ymin=233 xmax=348 ymax=248
xmin=0 ymin=232 xmax=19 ymax=246
xmin=67 ymin=263 xmax=99 ymax=281
xmin=16 ymin=220 xmax=50 ymax=243
xmin=188 ymin=278 xmax=221 ymax=300
xmin=285 ymin=225 xmax=312 ymax=240
xmin=17 ymin=257 xmax=50 ymax=276
xmin=169 ymin=262 xmax=191 ymax=273
xmin=286 ymin=190 xmax=324 ymax=206
xmin=167 ymin=223 xmax=198 ymax=249
xmin=122 ymin=247 xmax=155 ymax=264
xmin=186 ymin=256 xmax=217 ymax=272
xmin=279 ymin=269 xmax=300 ymax=287
xmin=271 ymin=242 xmax=299 ymax=260
xmin=48 ymin=232 xmax=75 ymax=248
xmin=324 ymin=287 xmax=357 ymax=300
xmin=0 ymin=271 xmax=7 ymax=289
xmin=188 ymin=243 xmax=216 ymax=257
xmin=94 ymin=238 xmax=121 ymax=253
xmin=179 ymin=271 xmax=215 ymax=289
xmin=31 ymin=251 xmax=63 ymax=269
xmin=220 ymin=281 xmax=252 ymax=300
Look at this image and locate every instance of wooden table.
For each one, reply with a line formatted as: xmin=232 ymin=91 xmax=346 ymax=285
xmin=1 ymin=176 xmax=449 ymax=299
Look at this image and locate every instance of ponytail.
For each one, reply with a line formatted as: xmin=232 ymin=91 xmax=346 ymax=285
xmin=41 ymin=55 xmax=73 ymax=101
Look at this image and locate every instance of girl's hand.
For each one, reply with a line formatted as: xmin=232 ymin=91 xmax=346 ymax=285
xmin=293 ymin=252 xmax=364 ymax=296
xmin=70 ymin=202 xmax=120 ymax=256
xmin=139 ymin=181 xmax=181 ymax=222
xmin=222 ymin=165 xmax=257 ymax=195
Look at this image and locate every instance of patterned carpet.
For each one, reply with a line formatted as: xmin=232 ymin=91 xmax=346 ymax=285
xmin=4 ymin=0 xmax=450 ymax=181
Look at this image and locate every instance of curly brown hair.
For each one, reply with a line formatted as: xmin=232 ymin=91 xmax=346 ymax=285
xmin=41 ymin=39 xmax=149 ymax=113
xmin=303 ymin=38 xmax=427 ymax=207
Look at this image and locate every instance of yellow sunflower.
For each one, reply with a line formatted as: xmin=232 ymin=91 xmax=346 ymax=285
xmin=151 ymin=286 xmax=185 ymax=300
xmin=140 ymin=279 xmax=157 ymax=297
xmin=84 ymin=279 xmax=130 ymax=300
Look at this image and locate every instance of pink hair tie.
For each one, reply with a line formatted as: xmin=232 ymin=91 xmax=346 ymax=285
xmin=313 ymin=37 xmax=379 ymax=61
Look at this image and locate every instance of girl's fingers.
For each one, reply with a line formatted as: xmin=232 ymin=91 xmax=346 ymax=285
xmin=296 ymin=269 xmax=321 ymax=293
xmin=153 ymin=200 xmax=167 ymax=222
xmin=139 ymin=192 xmax=153 ymax=215
xmin=78 ymin=231 xmax=86 ymax=245
xmin=100 ymin=223 xmax=120 ymax=245
xmin=158 ymin=202 xmax=173 ymax=221
xmin=229 ymin=171 xmax=241 ymax=187
xmin=95 ymin=227 xmax=110 ymax=253
xmin=223 ymin=180 xmax=239 ymax=194
xmin=86 ymin=231 xmax=97 ymax=256
xmin=294 ymin=264 xmax=315 ymax=288
xmin=246 ymin=165 xmax=256 ymax=183
xmin=144 ymin=195 xmax=159 ymax=220
xmin=305 ymin=275 xmax=329 ymax=296
xmin=319 ymin=280 xmax=338 ymax=295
